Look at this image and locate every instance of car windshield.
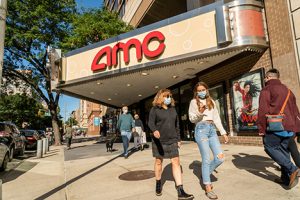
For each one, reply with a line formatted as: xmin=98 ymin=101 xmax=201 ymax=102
xmin=21 ymin=130 xmax=35 ymax=137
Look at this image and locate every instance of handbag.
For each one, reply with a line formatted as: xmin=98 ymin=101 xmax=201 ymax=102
xmin=132 ymin=131 xmax=139 ymax=137
xmin=265 ymin=90 xmax=290 ymax=132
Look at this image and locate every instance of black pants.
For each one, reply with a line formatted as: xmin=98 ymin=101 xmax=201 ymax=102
xmin=288 ymin=137 xmax=300 ymax=168
xmin=263 ymin=133 xmax=298 ymax=185
xmin=66 ymin=137 xmax=72 ymax=148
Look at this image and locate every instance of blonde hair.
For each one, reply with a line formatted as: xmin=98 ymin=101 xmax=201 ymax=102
xmin=193 ymin=82 xmax=214 ymax=111
xmin=152 ymin=89 xmax=175 ymax=107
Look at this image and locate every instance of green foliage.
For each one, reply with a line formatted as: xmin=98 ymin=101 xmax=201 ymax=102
xmin=61 ymin=9 xmax=133 ymax=50
xmin=4 ymin=0 xmax=76 ymax=107
xmin=0 ymin=94 xmax=51 ymax=129
xmin=3 ymin=0 xmax=76 ymax=143
xmin=65 ymin=117 xmax=78 ymax=126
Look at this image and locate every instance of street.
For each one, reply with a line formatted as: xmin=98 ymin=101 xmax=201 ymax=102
xmin=1 ymin=139 xmax=300 ymax=199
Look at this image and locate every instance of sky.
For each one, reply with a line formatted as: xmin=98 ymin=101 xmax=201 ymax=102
xmin=59 ymin=0 xmax=103 ymax=122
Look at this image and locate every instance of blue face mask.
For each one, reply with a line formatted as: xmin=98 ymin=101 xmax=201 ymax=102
xmin=164 ymin=97 xmax=171 ymax=105
xmin=197 ymin=91 xmax=207 ymax=99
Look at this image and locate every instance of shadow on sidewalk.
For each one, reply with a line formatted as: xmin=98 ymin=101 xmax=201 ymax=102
xmin=189 ymin=160 xmax=217 ymax=190
xmin=232 ymin=153 xmax=286 ymax=187
xmin=34 ymin=147 xmax=136 ymax=200
xmin=0 ymin=161 xmax=38 ymax=183
xmin=161 ymin=163 xmax=175 ymax=187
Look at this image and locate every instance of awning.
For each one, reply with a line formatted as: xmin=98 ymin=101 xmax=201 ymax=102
xmin=55 ymin=0 xmax=268 ymax=107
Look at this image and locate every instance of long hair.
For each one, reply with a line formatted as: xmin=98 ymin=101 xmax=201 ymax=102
xmin=152 ymin=89 xmax=175 ymax=107
xmin=193 ymin=82 xmax=214 ymax=111
xmin=244 ymin=81 xmax=260 ymax=97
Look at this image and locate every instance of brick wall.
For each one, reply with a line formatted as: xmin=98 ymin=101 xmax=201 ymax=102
xmin=194 ymin=0 xmax=300 ymax=146
xmin=219 ymin=136 xmax=263 ymax=146
xmin=264 ymin=0 xmax=300 ymax=106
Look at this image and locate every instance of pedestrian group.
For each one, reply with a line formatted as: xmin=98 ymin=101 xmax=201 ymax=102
xmin=112 ymin=68 xmax=300 ymax=200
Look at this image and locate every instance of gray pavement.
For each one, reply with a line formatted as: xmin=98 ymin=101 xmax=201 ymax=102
xmin=2 ymin=140 xmax=300 ymax=200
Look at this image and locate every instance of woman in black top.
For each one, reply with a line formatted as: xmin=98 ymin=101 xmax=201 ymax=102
xmin=148 ymin=89 xmax=194 ymax=200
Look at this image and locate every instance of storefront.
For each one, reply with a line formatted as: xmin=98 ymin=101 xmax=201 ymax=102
xmin=55 ymin=1 xmax=269 ymax=141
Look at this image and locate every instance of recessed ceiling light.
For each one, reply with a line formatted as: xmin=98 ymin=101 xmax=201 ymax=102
xmin=184 ymin=68 xmax=195 ymax=71
xmin=197 ymin=61 xmax=206 ymax=64
xmin=90 ymin=92 xmax=95 ymax=95
xmin=127 ymin=84 xmax=131 ymax=87
xmin=138 ymin=94 xmax=142 ymax=97
xmin=108 ymin=98 xmax=112 ymax=101
xmin=154 ymin=86 xmax=159 ymax=89
xmin=141 ymin=72 xmax=149 ymax=76
xmin=172 ymin=75 xmax=179 ymax=79
xmin=97 ymin=82 xmax=103 ymax=85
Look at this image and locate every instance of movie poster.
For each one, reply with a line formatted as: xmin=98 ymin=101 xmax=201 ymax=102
xmin=231 ymin=69 xmax=264 ymax=131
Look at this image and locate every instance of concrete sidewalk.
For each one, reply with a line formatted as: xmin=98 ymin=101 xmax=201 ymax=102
xmin=2 ymin=146 xmax=66 ymax=200
xmin=2 ymin=141 xmax=300 ymax=200
xmin=64 ymin=141 xmax=300 ymax=200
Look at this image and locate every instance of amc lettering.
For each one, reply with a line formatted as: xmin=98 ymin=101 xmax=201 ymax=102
xmin=91 ymin=31 xmax=166 ymax=72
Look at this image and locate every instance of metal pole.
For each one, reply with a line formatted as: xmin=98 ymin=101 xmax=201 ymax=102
xmin=45 ymin=138 xmax=49 ymax=152
xmin=36 ymin=140 xmax=42 ymax=158
xmin=0 ymin=179 xmax=2 ymax=200
xmin=0 ymin=0 xmax=7 ymax=88
xmin=42 ymin=138 xmax=46 ymax=155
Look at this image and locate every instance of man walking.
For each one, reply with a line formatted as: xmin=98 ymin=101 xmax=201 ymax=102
xmin=65 ymin=124 xmax=73 ymax=150
xmin=117 ymin=106 xmax=135 ymax=158
xmin=257 ymin=68 xmax=299 ymax=189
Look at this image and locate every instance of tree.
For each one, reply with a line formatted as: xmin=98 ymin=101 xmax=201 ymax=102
xmin=3 ymin=0 xmax=76 ymax=145
xmin=61 ymin=9 xmax=133 ymax=50
xmin=0 ymin=94 xmax=51 ymax=129
xmin=66 ymin=117 xmax=78 ymax=127
xmin=3 ymin=2 xmax=132 ymax=145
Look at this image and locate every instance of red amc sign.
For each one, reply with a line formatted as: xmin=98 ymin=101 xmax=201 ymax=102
xmin=91 ymin=31 xmax=166 ymax=72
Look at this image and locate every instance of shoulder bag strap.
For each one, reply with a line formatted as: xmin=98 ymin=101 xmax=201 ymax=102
xmin=279 ymin=89 xmax=291 ymax=115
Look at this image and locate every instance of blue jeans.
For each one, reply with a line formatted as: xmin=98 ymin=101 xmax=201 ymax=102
xmin=263 ymin=133 xmax=298 ymax=185
xmin=121 ymin=131 xmax=132 ymax=156
xmin=195 ymin=122 xmax=224 ymax=185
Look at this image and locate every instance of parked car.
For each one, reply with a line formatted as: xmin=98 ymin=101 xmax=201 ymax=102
xmin=37 ymin=130 xmax=47 ymax=138
xmin=0 ymin=122 xmax=26 ymax=161
xmin=0 ymin=140 xmax=10 ymax=171
xmin=20 ymin=130 xmax=41 ymax=150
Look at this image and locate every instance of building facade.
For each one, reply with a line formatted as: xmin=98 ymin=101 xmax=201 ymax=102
xmin=55 ymin=0 xmax=300 ymax=145
xmin=77 ymin=99 xmax=108 ymax=135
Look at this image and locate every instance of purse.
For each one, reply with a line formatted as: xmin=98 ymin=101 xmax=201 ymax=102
xmin=265 ymin=90 xmax=290 ymax=132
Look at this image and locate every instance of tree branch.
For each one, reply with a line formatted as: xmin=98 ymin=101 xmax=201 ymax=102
xmin=3 ymin=67 xmax=50 ymax=105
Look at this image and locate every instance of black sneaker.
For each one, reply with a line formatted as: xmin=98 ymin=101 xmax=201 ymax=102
xmin=156 ymin=180 xmax=162 ymax=196
xmin=176 ymin=185 xmax=194 ymax=200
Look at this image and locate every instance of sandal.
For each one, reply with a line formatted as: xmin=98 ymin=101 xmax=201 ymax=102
xmin=205 ymin=190 xmax=218 ymax=199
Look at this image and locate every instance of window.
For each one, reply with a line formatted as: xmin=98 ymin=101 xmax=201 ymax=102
xmin=209 ymin=83 xmax=228 ymax=132
xmin=113 ymin=0 xmax=119 ymax=11
xmin=179 ymin=83 xmax=194 ymax=140
xmin=119 ymin=2 xmax=125 ymax=18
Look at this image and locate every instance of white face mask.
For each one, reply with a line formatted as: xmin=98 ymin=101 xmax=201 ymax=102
xmin=123 ymin=109 xmax=128 ymax=114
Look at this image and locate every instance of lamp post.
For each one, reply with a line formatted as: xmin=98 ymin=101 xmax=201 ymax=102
xmin=0 ymin=0 xmax=7 ymax=89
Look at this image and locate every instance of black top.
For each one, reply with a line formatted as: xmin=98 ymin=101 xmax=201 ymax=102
xmin=135 ymin=119 xmax=144 ymax=131
xmin=148 ymin=106 xmax=180 ymax=144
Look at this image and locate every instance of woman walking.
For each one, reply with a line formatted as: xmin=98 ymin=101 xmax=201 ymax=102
xmin=188 ymin=82 xmax=229 ymax=200
xmin=148 ymin=89 xmax=194 ymax=200
xmin=134 ymin=114 xmax=145 ymax=150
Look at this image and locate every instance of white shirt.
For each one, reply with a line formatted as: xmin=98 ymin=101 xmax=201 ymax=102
xmin=188 ymin=98 xmax=227 ymax=135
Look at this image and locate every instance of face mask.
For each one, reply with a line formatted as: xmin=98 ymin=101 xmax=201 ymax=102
xmin=123 ymin=109 xmax=128 ymax=114
xmin=164 ymin=97 xmax=171 ymax=105
xmin=197 ymin=91 xmax=207 ymax=99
